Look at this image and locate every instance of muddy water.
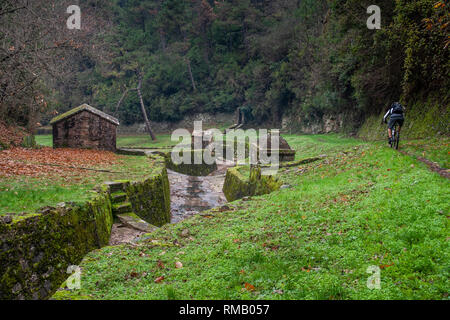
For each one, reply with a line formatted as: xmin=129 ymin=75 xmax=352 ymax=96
xmin=109 ymin=162 xmax=232 ymax=245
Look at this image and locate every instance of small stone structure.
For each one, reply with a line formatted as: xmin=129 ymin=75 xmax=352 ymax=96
xmin=50 ymin=104 xmax=119 ymax=152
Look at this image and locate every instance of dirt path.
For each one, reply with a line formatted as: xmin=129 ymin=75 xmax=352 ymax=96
xmin=109 ymin=223 xmax=146 ymax=245
xmin=400 ymin=150 xmax=449 ymax=179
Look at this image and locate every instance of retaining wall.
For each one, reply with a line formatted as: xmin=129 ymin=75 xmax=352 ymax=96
xmin=223 ymin=166 xmax=282 ymax=202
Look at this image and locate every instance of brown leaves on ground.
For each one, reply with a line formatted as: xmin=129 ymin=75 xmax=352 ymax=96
xmin=0 ymin=147 xmax=119 ymax=177
xmin=0 ymin=121 xmax=27 ymax=147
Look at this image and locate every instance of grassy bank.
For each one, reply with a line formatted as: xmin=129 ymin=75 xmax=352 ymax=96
xmin=53 ymin=134 xmax=449 ymax=300
xmin=358 ymin=94 xmax=449 ymax=141
xmin=1 ymin=134 xmax=177 ymax=215
xmin=35 ymin=134 xmax=175 ymax=149
xmin=401 ymin=138 xmax=449 ymax=169
xmin=0 ymin=153 xmax=152 ymax=215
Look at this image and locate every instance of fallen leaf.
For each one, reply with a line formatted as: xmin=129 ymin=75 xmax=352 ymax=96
xmin=244 ymin=282 xmax=255 ymax=291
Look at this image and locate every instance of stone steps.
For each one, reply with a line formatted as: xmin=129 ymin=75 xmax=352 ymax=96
xmin=112 ymin=202 xmax=133 ymax=215
xmin=104 ymin=181 xmax=127 ymax=193
xmin=116 ymin=213 xmax=155 ymax=233
xmin=103 ymin=180 xmax=159 ymax=234
xmin=110 ymin=192 xmax=127 ymax=204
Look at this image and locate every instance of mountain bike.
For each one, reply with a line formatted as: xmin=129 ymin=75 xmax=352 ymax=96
xmin=390 ymin=122 xmax=400 ymax=150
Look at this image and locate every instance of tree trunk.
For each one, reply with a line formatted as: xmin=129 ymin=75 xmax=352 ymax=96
xmin=137 ymin=73 xmax=156 ymax=141
xmin=113 ymin=87 xmax=129 ymax=117
xmin=186 ymin=58 xmax=197 ymax=92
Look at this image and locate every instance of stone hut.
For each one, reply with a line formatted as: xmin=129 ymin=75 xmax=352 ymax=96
xmin=50 ymin=104 xmax=119 ymax=152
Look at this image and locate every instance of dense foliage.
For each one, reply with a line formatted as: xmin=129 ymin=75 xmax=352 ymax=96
xmin=1 ymin=0 xmax=448 ymax=129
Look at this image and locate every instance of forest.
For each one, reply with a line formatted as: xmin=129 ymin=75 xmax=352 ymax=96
xmin=1 ymin=0 xmax=448 ymax=131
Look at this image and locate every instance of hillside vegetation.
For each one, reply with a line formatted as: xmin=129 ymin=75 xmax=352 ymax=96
xmin=1 ymin=1 xmax=448 ymax=132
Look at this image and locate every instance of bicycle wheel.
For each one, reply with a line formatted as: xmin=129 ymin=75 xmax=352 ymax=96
xmin=390 ymin=128 xmax=395 ymax=149
xmin=394 ymin=124 xmax=400 ymax=150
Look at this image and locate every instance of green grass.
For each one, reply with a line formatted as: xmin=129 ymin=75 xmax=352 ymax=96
xmin=116 ymin=134 xmax=175 ymax=149
xmin=35 ymin=134 xmax=176 ymax=149
xmin=35 ymin=134 xmax=53 ymax=147
xmin=0 ymin=155 xmax=155 ymax=215
xmin=53 ymin=134 xmax=449 ymax=300
xmin=283 ymin=134 xmax=364 ymax=160
xmin=400 ymin=137 xmax=449 ymax=169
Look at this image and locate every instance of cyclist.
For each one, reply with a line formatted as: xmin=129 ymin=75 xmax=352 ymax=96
xmin=383 ymin=102 xmax=405 ymax=146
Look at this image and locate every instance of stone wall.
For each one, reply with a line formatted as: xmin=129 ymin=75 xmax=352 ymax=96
xmin=358 ymin=96 xmax=449 ymax=140
xmin=163 ymin=150 xmax=218 ymax=176
xmin=0 ymin=154 xmax=173 ymax=300
xmin=0 ymin=192 xmax=113 ymax=300
xmin=281 ymin=111 xmax=361 ymax=135
xmin=223 ymin=166 xmax=282 ymax=202
xmin=53 ymin=111 xmax=117 ymax=151
xmin=123 ymin=155 xmax=171 ymax=227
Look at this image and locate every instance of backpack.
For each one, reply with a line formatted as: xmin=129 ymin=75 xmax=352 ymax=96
xmin=392 ymin=102 xmax=404 ymax=114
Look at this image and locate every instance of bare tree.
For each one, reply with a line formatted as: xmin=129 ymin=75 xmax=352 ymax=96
xmin=0 ymin=0 xmax=112 ymax=131
xmin=136 ymin=71 xmax=156 ymax=141
xmin=114 ymin=71 xmax=157 ymax=141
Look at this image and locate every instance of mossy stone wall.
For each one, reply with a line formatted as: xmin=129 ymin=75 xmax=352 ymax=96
xmin=223 ymin=166 xmax=282 ymax=202
xmin=124 ymin=156 xmax=171 ymax=227
xmin=222 ymin=167 xmax=252 ymax=202
xmin=164 ymin=150 xmax=217 ymax=176
xmin=0 ymin=192 xmax=113 ymax=300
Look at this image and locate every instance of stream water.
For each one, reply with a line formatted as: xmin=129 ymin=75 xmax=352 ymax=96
xmin=109 ymin=161 xmax=232 ymax=245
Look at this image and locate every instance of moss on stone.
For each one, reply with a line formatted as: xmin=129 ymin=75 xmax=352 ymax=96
xmin=163 ymin=150 xmax=217 ymax=176
xmin=51 ymin=288 xmax=93 ymax=300
xmin=21 ymin=135 xmax=36 ymax=148
xmin=223 ymin=165 xmax=282 ymax=202
xmin=0 ymin=191 xmax=113 ymax=300
xmin=124 ymin=155 xmax=171 ymax=227
xmin=222 ymin=167 xmax=251 ymax=202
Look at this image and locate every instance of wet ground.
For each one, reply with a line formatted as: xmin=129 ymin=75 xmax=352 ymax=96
xmin=109 ymin=159 xmax=233 ymax=245
xmin=109 ymin=224 xmax=145 ymax=245
xmin=169 ymin=163 xmax=230 ymax=223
